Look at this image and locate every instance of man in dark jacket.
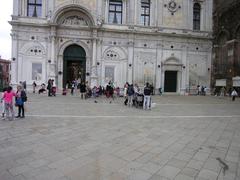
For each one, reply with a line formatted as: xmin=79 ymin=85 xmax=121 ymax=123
xmin=143 ymin=82 xmax=151 ymax=110
xmin=80 ymin=82 xmax=86 ymax=99
xmin=127 ymin=84 xmax=134 ymax=107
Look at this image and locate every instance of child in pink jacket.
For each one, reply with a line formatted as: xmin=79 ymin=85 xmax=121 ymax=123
xmin=2 ymin=86 xmax=16 ymax=120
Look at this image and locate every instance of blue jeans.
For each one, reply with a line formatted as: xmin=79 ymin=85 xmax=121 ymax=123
xmin=143 ymin=96 xmax=151 ymax=110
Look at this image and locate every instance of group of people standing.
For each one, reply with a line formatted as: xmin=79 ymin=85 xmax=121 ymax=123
xmin=47 ymin=79 xmax=56 ymax=97
xmin=124 ymin=82 xmax=152 ymax=110
xmin=1 ymin=85 xmax=27 ymax=121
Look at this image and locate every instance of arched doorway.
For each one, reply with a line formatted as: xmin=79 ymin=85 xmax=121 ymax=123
xmin=63 ymin=44 xmax=86 ymax=88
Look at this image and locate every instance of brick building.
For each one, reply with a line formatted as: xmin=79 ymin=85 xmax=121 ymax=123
xmin=0 ymin=56 xmax=11 ymax=91
xmin=212 ymin=0 xmax=240 ymax=92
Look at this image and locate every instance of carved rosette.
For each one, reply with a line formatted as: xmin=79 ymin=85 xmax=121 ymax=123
xmin=164 ymin=0 xmax=181 ymax=15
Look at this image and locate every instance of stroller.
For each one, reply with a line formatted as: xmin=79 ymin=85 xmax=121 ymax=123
xmin=134 ymin=93 xmax=144 ymax=108
xmin=52 ymin=87 xmax=56 ymax=96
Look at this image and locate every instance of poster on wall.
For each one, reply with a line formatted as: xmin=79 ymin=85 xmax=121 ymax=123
xmin=105 ymin=66 xmax=115 ymax=83
xmin=32 ymin=63 xmax=42 ymax=81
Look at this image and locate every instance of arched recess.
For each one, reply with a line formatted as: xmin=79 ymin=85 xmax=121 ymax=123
xmin=51 ymin=4 xmax=95 ymax=26
xmin=101 ymin=47 xmax=128 ymax=87
xmin=20 ymin=42 xmax=46 ymax=56
xmin=18 ymin=42 xmax=47 ymax=84
xmin=103 ymin=46 xmax=127 ymax=61
xmin=63 ymin=44 xmax=86 ymax=88
xmin=57 ymin=40 xmax=91 ymax=89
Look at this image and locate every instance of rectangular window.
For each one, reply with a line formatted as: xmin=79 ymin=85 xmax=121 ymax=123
xmin=193 ymin=3 xmax=201 ymax=30
xmin=108 ymin=0 xmax=122 ymax=24
xmin=27 ymin=0 xmax=42 ymax=17
xmin=105 ymin=66 xmax=115 ymax=83
xmin=32 ymin=63 xmax=42 ymax=81
xmin=141 ymin=0 xmax=150 ymax=26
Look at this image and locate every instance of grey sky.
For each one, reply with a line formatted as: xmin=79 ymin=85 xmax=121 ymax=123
xmin=0 ymin=1 xmax=13 ymax=60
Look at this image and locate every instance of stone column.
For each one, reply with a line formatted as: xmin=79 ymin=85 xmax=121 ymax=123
xmin=134 ymin=0 xmax=138 ymax=24
xmin=158 ymin=0 xmax=164 ymax=26
xmin=155 ymin=43 xmax=163 ymax=93
xmin=128 ymin=41 xmax=134 ymax=83
xmin=104 ymin=0 xmax=109 ymax=23
xmin=207 ymin=48 xmax=212 ymax=88
xmin=49 ymin=26 xmax=56 ymax=83
xmin=13 ymin=0 xmax=19 ymax=16
xmin=91 ymin=30 xmax=98 ymax=87
xmin=11 ymin=32 xmax=18 ymax=85
xmin=96 ymin=39 xmax=103 ymax=85
xmin=181 ymin=45 xmax=188 ymax=95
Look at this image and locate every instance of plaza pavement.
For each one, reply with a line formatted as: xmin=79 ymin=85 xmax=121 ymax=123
xmin=0 ymin=94 xmax=240 ymax=180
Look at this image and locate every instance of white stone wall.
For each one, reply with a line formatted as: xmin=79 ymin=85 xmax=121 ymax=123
xmin=11 ymin=0 xmax=212 ymax=93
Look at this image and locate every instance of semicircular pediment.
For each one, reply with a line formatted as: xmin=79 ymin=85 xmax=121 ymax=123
xmin=163 ymin=57 xmax=182 ymax=66
xmin=60 ymin=15 xmax=89 ymax=26
xmin=57 ymin=10 xmax=91 ymax=27
xmin=54 ymin=5 xmax=94 ymax=27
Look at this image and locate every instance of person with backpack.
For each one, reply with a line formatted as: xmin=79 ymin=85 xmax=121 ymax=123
xmin=15 ymin=85 xmax=27 ymax=118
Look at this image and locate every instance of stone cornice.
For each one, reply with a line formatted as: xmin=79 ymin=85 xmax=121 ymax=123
xmin=9 ymin=21 xmax=213 ymax=41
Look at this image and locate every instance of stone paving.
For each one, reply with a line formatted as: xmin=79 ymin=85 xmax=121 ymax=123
xmin=0 ymin=94 xmax=240 ymax=180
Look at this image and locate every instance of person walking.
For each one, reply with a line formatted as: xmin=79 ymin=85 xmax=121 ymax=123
xmin=123 ymin=83 xmax=129 ymax=105
xmin=32 ymin=81 xmax=37 ymax=93
xmin=143 ymin=82 xmax=151 ymax=110
xmin=47 ymin=79 xmax=52 ymax=96
xmin=15 ymin=85 xmax=27 ymax=118
xmin=2 ymin=86 xmax=16 ymax=121
xmin=231 ymin=88 xmax=238 ymax=101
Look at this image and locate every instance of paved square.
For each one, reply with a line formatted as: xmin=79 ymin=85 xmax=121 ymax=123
xmin=0 ymin=94 xmax=240 ymax=180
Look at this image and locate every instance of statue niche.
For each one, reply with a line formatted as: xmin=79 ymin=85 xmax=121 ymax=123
xmin=62 ymin=16 xmax=89 ymax=26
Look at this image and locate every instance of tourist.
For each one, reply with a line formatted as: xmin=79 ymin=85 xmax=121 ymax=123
xmin=220 ymin=87 xmax=225 ymax=97
xmin=71 ymin=80 xmax=75 ymax=95
xmin=204 ymin=86 xmax=207 ymax=96
xmin=198 ymin=85 xmax=201 ymax=95
xmin=52 ymin=80 xmax=56 ymax=96
xmin=159 ymin=87 xmax=163 ymax=96
xmin=1 ymin=87 xmax=7 ymax=118
xmin=80 ymin=82 xmax=86 ymax=99
xmin=23 ymin=81 xmax=27 ymax=91
xmin=231 ymin=88 xmax=238 ymax=101
xmin=124 ymin=82 xmax=129 ymax=105
xmin=47 ymin=79 xmax=52 ymax=96
xmin=38 ymin=83 xmax=46 ymax=94
xmin=2 ymin=86 xmax=15 ymax=121
xmin=107 ymin=81 xmax=114 ymax=102
xmin=32 ymin=81 xmax=37 ymax=93
xmin=15 ymin=85 xmax=27 ymax=118
xmin=127 ymin=84 xmax=134 ymax=107
xmin=143 ymin=82 xmax=151 ymax=110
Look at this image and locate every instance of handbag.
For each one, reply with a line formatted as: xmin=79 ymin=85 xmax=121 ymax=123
xmin=16 ymin=98 xmax=23 ymax=105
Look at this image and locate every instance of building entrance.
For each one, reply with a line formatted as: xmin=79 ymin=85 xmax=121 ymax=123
xmin=164 ymin=71 xmax=177 ymax=92
xmin=63 ymin=44 xmax=86 ymax=88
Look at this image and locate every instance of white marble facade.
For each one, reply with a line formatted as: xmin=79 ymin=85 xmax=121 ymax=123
xmin=10 ymin=0 xmax=213 ymax=94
